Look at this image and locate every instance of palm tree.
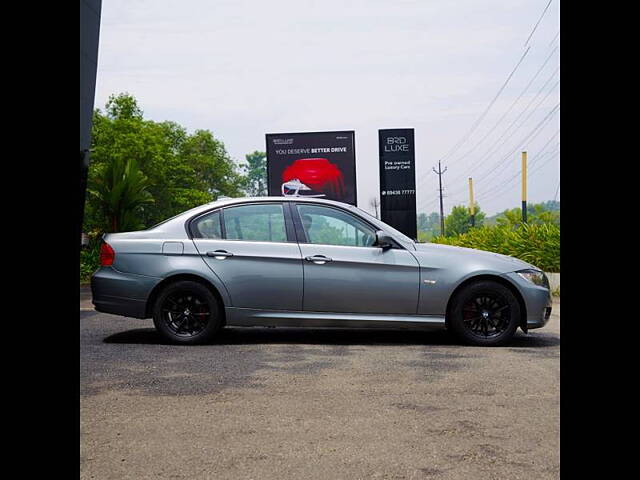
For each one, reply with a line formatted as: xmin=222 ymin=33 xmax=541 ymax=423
xmin=88 ymin=157 xmax=154 ymax=232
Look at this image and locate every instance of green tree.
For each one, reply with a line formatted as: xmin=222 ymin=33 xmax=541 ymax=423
xmin=417 ymin=212 xmax=440 ymax=231
xmin=87 ymin=157 xmax=154 ymax=232
xmin=105 ymin=93 xmax=143 ymax=120
xmin=416 ymin=212 xmax=441 ymax=241
xmin=177 ymin=129 xmax=244 ymax=206
xmin=494 ymin=203 xmax=560 ymax=229
xmin=528 ymin=203 xmax=560 ymax=225
xmin=496 ymin=208 xmax=524 ymax=228
xmin=445 ymin=204 xmax=486 ymax=237
xmin=539 ymin=200 xmax=560 ymax=211
xmin=86 ymin=93 xmax=244 ymax=231
xmin=241 ymin=151 xmax=268 ymax=196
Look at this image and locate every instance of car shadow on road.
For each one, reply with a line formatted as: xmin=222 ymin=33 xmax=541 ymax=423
xmin=103 ymin=327 xmax=559 ymax=348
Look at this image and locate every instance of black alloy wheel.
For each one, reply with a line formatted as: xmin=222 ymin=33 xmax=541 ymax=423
xmin=162 ymin=292 xmax=210 ymax=337
xmin=449 ymin=280 xmax=520 ymax=346
xmin=462 ymin=293 xmax=511 ymax=338
xmin=152 ymin=280 xmax=222 ymax=344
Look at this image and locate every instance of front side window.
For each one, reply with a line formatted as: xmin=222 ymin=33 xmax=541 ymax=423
xmin=223 ymin=204 xmax=287 ymax=242
xmin=296 ymin=204 xmax=376 ymax=247
xmin=192 ymin=210 xmax=222 ymax=239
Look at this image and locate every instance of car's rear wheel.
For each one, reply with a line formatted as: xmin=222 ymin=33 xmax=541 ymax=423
xmin=449 ymin=280 xmax=520 ymax=346
xmin=152 ymin=280 xmax=222 ymax=344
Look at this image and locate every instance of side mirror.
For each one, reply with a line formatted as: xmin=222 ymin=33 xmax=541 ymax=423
xmin=375 ymin=230 xmax=394 ymax=250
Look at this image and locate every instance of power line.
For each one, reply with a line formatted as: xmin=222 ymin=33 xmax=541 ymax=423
xmin=529 ymin=141 xmax=560 ymax=171
xmin=417 ymin=195 xmax=439 ymax=212
xmin=440 ymin=45 xmax=559 ymax=171
xmin=455 ymin=118 xmax=559 ymax=209
xmin=417 ymin=199 xmax=439 ymax=215
xmin=475 ymin=146 xmax=559 ymax=204
xmin=440 ymin=65 xmax=560 ymax=193
xmin=474 ymin=102 xmax=560 ymax=185
xmin=490 ymin=149 xmax=560 ymax=204
xmin=476 ymin=148 xmax=559 ymax=202
xmin=445 ymin=95 xmax=560 ymax=200
xmin=524 ymin=0 xmax=553 ymax=47
xmin=473 ymin=128 xmax=560 ymax=196
xmin=434 ymin=46 xmax=531 ymax=168
xmin=527 ymin=147 xmax=560 ymax=177
xmin=553 ymin=180 xmax=560 ymax=202
xmin=419 ymin=118 xmax=558 ymax=213
xmin=416 ymin=16 xmax=559 ymax=210
xmin=476 ymin=147 xmax=560 ymax=211
xmin=484 ymin=137 xmax=560 ymax=194
xmin=420 ymin=44 xmax=560 ymax=194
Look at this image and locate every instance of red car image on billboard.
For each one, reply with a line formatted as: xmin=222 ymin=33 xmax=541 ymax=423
xmin=266 ymin=131 xmax=357 ymax=205
xmin=281 ymin=158 xmax=346 ymax=199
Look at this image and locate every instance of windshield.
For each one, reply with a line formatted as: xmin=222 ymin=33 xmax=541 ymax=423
xmin=350 ymin=206 xmax=415 ymax=245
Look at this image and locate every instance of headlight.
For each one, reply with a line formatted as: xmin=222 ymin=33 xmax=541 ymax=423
xmin=516 ymin=269 xmax=549 ymax=289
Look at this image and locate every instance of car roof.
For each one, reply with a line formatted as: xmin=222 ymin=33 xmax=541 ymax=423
xmin=188 ymin=196 xmax=357 ymax=215
xmin=149 ymin=196 xmax=360 ymax=232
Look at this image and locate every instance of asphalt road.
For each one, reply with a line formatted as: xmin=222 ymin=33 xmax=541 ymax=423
xmin=80 ymin=288 xmax=559 ymax=480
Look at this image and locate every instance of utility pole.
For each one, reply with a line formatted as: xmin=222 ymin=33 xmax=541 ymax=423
xmin=433 ymin=161 xmax=447 ymax=236
xmin=468 ymin=177 xmax=475 ymax=227
xmin=521 ymin=151 xmax=528 ymax=223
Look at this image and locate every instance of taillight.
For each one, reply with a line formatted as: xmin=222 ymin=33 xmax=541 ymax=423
xmin=100 ymin=242 xmax=115 ymax=266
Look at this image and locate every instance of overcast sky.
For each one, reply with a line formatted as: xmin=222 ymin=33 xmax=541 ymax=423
xmin=95 ymin=0 xmax=560 ymax=217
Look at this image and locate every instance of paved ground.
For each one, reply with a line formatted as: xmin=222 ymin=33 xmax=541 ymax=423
xmin=80 ymin=287 xmax=559 ymax=480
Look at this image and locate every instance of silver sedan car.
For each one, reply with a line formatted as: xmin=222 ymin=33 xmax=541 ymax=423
xmin=91 ymin=197 xmax=552 ymax=346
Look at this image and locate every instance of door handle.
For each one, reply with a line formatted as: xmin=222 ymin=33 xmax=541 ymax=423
xmin=206 ymin=250 xmax=233 ymax=260
xmin=305 ymin=255 xmax=332 ymax=265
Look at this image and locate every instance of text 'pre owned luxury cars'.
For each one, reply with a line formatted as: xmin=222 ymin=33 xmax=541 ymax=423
xmin=91 ymin=197 xmax=552 ymax=346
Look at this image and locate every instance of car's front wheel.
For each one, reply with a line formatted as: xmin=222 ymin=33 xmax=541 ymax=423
xmin=449 ymin=280 xmax=520 ymax=346
xmin=152 ymin=280 xmax=222 ymax=344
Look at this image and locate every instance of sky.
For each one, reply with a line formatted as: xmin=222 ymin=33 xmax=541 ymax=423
xmin=94 ymin=0 xmax=560 ymax=217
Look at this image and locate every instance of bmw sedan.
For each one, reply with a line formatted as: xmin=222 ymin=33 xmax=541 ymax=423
xmin=91 ymin=197 xmax=552 ymax=346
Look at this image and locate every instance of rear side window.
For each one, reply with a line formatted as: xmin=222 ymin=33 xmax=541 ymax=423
xmin=192 ymin=211 xmax=222 ymax=239
xmin=223 ymin=204 xmax=287 ymax=242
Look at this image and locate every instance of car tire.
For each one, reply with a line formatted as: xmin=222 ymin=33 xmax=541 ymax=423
xmin=449 ymin=280 xmax=520 ymax=347
xmin=152 ymin=280 xmax=222 ymax=345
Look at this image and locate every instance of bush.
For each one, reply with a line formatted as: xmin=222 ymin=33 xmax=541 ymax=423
xmin=430 ymin=223 xmax=560 ymax=272
xmin=80 ymin=232 xmax=102 ymax=284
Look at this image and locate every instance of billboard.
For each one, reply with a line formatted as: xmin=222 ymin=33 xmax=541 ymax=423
xmin=266 ymin=131 xmax=357 ymax=205
xmin=379 ymin=128 xmax=417 ymax=240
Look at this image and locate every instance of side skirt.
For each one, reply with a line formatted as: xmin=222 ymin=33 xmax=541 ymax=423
xmin=225 ymin=308 xmax=446 ymax=330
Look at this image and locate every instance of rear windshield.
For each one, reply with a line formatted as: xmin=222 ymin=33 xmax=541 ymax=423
xmin=146 ymin=204 xmax=213 ymax=230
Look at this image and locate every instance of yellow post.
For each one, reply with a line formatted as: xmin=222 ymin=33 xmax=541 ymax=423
xmin=521 ymin=151 xmax=527 ymax=223
xmin=468 ymin=177 xmax=475 ymax=227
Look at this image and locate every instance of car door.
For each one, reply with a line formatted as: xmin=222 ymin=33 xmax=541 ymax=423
xmin=293 ymin=203 xmax=420 ymax=314
xmin=190 ymin=202 xmax=303 ymax=311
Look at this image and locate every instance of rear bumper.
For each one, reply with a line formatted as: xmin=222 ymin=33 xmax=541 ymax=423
xmin=91 ymin=267 xmax=161 ymax=319
xmin=502 ymin=272 xmax=553 ymax=330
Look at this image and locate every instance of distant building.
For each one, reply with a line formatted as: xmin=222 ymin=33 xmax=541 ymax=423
xmin=80 ymin=0 xmax=102 ymax=244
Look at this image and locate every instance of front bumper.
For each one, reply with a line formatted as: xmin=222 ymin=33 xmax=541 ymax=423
xmin=91 ymin=267 xmax=161 ymax=319
xmin=502 ymin=272 xmax=553 ymax=330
